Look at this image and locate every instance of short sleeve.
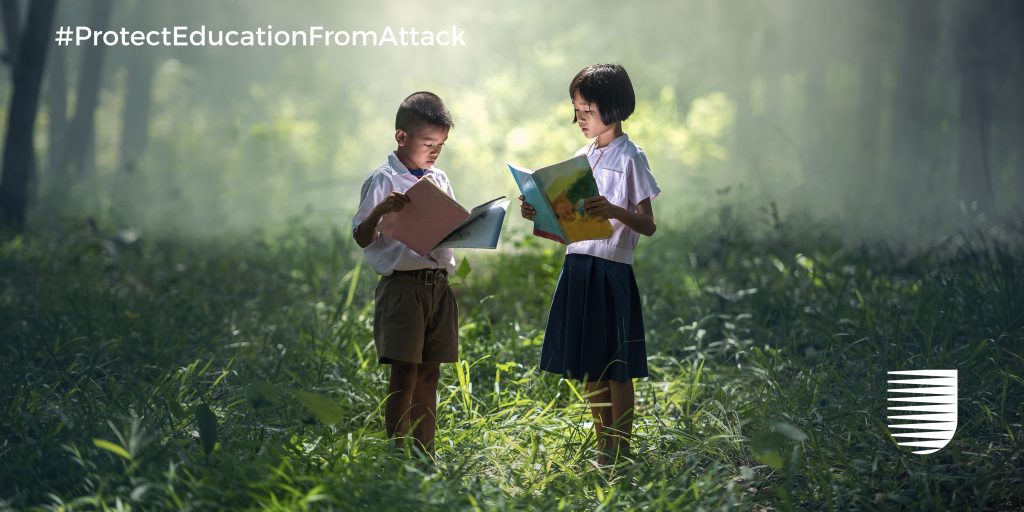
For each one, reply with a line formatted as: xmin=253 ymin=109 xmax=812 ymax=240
xmin=424 ymin=170 xmax=455 ymax=201
xmin=626 ymin=150 xmax=661 ymax=206
xmin=352 ymin=172 xmax=394 ymax=232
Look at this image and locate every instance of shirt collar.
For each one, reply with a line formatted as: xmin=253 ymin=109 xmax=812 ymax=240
xmin=389 ymin=152 xmax=433 ymax=177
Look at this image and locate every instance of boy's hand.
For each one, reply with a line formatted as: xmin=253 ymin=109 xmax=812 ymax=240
xmin=519 ymin=195 xmax=536 ymax=220
xmin=583 ymin=196 xmax=620 ymax=220
xmin=375 ymin=192 xmax=410 ymax=216
xmin=354 ymin=192 xmax=409 ymax=248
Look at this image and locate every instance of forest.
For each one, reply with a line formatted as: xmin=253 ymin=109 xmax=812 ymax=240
xmin=1 ymin=1 xmax=1022 ymax=510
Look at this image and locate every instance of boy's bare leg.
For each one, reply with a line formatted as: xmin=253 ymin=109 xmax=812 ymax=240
xmin=386 ymin=361 xmax=419 ymax=448
xmin=586 ymin=381 xmax=613 ymax=462
xmin=608 ymin=379 xmax=635 ymax=459
xmin=410 ymin=362 xmax=440 ymax=455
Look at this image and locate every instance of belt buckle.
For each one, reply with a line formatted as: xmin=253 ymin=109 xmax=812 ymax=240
xmin=423 ymin=270 xmax=435 ymax=286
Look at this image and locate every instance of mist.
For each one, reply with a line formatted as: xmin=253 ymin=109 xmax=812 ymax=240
xmin=2 ymin=0 xmax=1021 ymax=247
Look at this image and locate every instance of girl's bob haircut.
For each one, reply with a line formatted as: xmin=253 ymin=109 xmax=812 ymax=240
xmin=569 ymin=63 xmax=636 ymax=126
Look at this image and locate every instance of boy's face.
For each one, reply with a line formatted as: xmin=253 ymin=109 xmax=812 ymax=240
xmin=572 ymin=91 xmax=611 ymax=139
xmin=395 ymin=123 xmax=449 ymax=170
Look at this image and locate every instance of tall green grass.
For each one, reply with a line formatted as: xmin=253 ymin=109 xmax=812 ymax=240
xmin=1 ymin=217 xmax=1022 ymax=511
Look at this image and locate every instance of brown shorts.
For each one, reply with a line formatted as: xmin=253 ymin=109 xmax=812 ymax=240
xmin=374 ymin=269 xmax=459 ymax=364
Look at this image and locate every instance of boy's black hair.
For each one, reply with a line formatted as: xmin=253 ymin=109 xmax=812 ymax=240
xmin=395 ymin=91 xmax=454 ymax=133
xmin=569 ymin=64 xmax=635 ymax=125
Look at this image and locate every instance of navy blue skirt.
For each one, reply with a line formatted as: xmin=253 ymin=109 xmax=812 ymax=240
xmin=539 ymin=254 xmax=648 ymax=382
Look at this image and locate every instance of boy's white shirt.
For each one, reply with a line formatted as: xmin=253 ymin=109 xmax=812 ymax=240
xmin=567 ymin=133 xmax=661 ymax=265
xmin=352 ymin=152 xmax=457 ymax=276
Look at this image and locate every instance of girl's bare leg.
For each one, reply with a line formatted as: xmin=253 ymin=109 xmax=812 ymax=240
xmin=586 ymin=381 xmax=613 ymax=463
xmin=608 ymin=379 xmax=635 ymax=459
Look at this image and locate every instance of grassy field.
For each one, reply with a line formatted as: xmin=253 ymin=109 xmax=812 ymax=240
xmin=1 ymin=217 xmax=1022 ymax=511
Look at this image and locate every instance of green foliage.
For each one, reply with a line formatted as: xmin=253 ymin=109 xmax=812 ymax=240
xmin=1 ymin=216 xmax=1022 ymax=510
xmin=92 ymin=439 xmax=132 ymax=462
xmin=451 ymin=256 xmax=472 ymax=286
xmin=291 ymin=390 xmax=345 ymax=426
xmin=195 ymin=403 xmax=219 ymax=455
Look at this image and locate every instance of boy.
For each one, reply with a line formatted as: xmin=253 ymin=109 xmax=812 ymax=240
xmin=351 ymin=91 xmax=458 ymax=456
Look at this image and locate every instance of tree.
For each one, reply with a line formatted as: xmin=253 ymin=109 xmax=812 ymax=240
xmin=855 ymin=1 xmax=891 ymax=220
xmin=1011 ymin=2 xmax=1024 ymax=212
xmin=118 ymin=1 xmax=157 ymax=174
xmin=1 ymin=0 xmax=21 ymax=67
xmin=955 ymin=1 xmax=995 ymax=214
xmin=47 ymin=27 xmax=67 ymax=176
xmin=55 ymin=0 xmax=111 ymax=177
xmin=888 ymin=1 xmax=938 ymax=219
xmin=0 ymin=0 xmax=57 ymax=229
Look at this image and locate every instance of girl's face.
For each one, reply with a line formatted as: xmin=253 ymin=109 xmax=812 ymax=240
xmin=572 ymin=91 xmax=612 ymax=140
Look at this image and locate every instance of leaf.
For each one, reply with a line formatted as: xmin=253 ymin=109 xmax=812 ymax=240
xmin=164 ymin=397 xmax=185 ymax=419
xmin=749 ymin=422 xmax=808 ymax=468
xmin=455 ymin=257 xmax=472 ymax=281
xmin=750 ymin=432 xmax=787 ymax=469
xmin=195 ymin=403 xmax=218 ymax=455
xmin=248 ymin=381 xmax=284 ymax=407
xmin=344 ymin=259 xmax=362 ymax=310
xmin=291 ymin=390 xmax=344 ymax=425
xmin=93 ymin=439 xmax=132 ymax=461
xmin=772 ymin=422 xmax=808 ymax=442
xmin=130 ymin=484 xmax=152 ymax=501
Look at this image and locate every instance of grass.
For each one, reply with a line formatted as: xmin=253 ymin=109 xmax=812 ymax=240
xmin=1 ymin=215 xmax=1022 ymax=511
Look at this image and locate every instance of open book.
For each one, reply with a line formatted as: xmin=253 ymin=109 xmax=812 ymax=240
xmin=378 ymin=176 xmax=509 ymax=256
xmin=508 ymin=154 xmax=613 ymax=244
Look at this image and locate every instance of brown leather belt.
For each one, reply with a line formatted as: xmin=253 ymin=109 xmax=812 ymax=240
xmin=391 ymin=268 xmax=448 ymax=285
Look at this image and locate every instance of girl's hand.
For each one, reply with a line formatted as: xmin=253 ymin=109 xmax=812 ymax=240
xmin=519 ymin=195 xmax=537 ymax=220
xmin=584 ymin=196 xmax=620 ymax=220
xmin=375 ymin=192 xmax=410 ymax=216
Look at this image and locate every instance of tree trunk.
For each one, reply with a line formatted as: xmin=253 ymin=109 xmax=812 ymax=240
xmin=855 ymin=1 xmax=889 ymax=222
xmin=1013 ymin=3 xmax=1024 ymax=213
xmin=796 ymin=2 xmax=832 ymax=201
xmin=857 ymin=56 xmax=882 ymax=211
xmin=47 ymin=35 xmax=66 ymax=175
xmin=888 ymin=1 xmax=938 ymax=219
xmin=118 ymin=55 xmax=154 ymax=173
xmin=0 ymin=0 xmax=57 ymax=229
xmin=0 ymin=0 xmax=19 ymax=66
xmin=956 ymin=77 xmax=993 ymax=213
xmin=801 ymin=61 xmax=827 ymax=200
xmin=118 ymin=1 xmax=156 ymax=174
xmin=956 ymin=2 xmax=995 ymax=214
xmin=718 ymin=3 xmax=768 ymax=208
xmin=57 ymin=0 xmax=111 ymax=177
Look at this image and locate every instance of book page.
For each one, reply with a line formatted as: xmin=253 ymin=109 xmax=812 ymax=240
xmin=378 ymin=177 xmax=470 ymax=256
xmin=435 ymin=197 xmax=510 ymax=249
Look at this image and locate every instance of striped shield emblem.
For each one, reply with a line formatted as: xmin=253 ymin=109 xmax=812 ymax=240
xmin=886 ymin=370 xmax=958 ymax=455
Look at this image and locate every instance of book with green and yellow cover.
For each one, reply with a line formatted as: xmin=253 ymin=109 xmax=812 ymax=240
xmin=508 ymin=154 xmax=613 ymax=244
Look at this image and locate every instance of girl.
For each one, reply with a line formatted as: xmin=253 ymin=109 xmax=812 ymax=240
xmin=520 ymin=63 xmax=660 ymax=465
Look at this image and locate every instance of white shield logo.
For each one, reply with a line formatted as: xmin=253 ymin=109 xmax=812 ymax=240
xmin=887 ymin=370 xmax=958 ymax=455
